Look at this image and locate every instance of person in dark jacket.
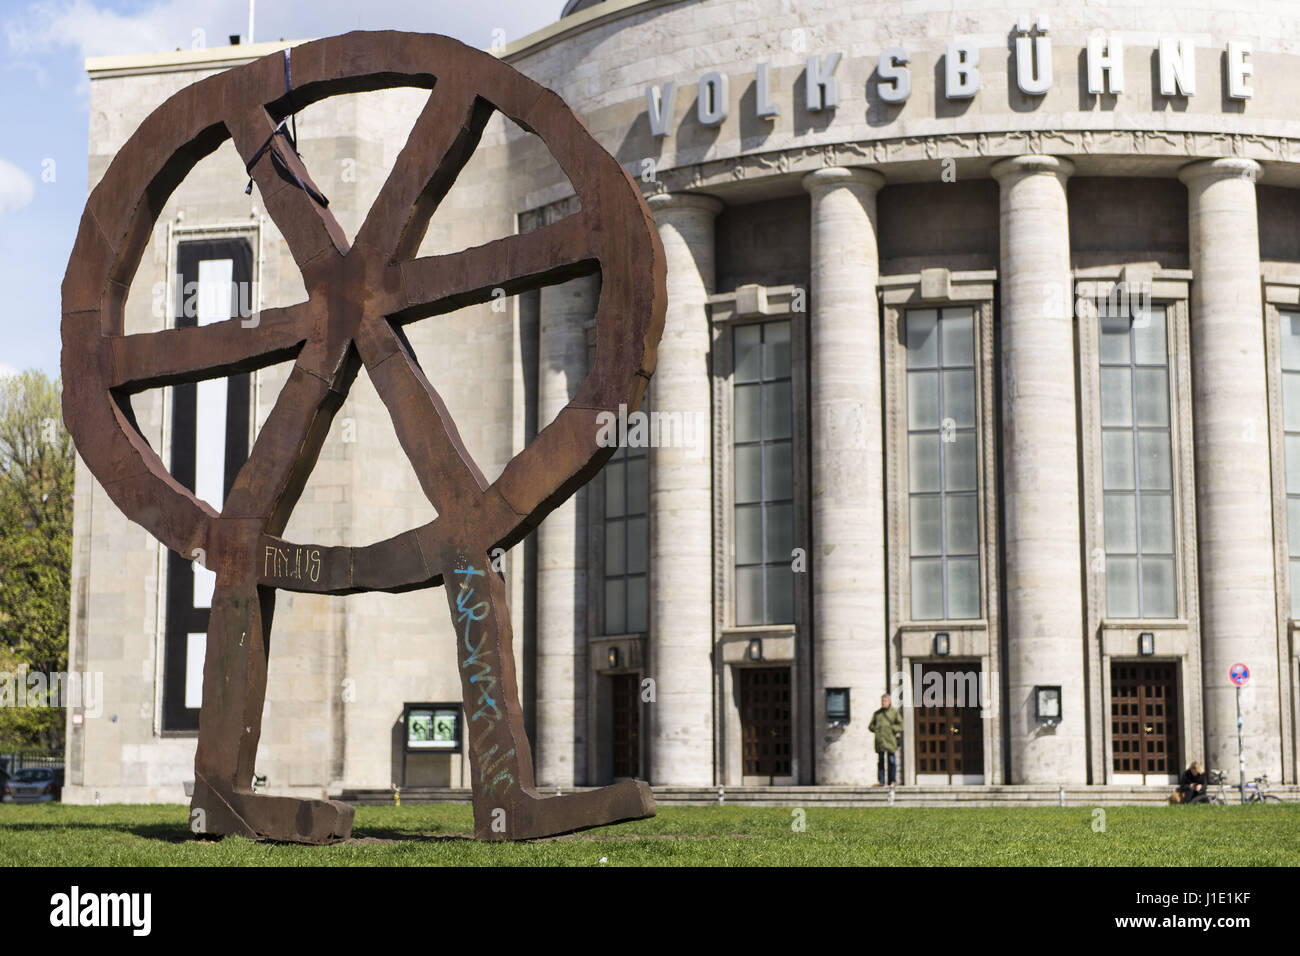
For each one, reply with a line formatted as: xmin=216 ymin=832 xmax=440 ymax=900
xmin=1177 ymin=761 xmax=1205 ymax=803
xmin=868 ymin=694 xmax=905 ymax=786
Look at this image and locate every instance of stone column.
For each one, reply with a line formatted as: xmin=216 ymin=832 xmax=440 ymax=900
xmin=1179 ymin=158 xmax=1283 ymax=779
xmin=645 ymin=192 xmax=722 ymax=785
xmin=990 ymin=155 xmax=1087 ymax=783
xmin=801 ymin=168 xmax=887 ymax=783
xmin=535 ymin=274 xmax=599 ymax=787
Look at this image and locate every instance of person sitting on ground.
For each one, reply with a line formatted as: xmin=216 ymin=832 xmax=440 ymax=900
xmin=1177 ymin=760 xmax=1205 ymax=803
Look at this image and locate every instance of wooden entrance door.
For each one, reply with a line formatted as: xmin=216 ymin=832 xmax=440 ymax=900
xmin=1111 ymin=662 xmax=1178 ymax=777
xmin=739 ymin=667 xmax=792 ymax=780
xmin=609 ymin=673 xmax=640 ymax=779
xmin=914 ymin=662 xmax=985 ymax=783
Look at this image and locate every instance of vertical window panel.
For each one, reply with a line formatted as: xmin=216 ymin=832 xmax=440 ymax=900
xmin=906 ymin=310 xmax=938 ymax=367
xmin=1284 ymin=375 xmax=1300 ymax=432
xmin=627 ymin=577 xmax=648 ymax=633
xmin=734 ymin=324 xmax=762 ymax=381
xmin=734 ymin=445 xmax=763 ymax=503
xmin=944 ymin=431 xmax=978 ymax=493
xmin=1098 ymin=305 xmax=1176 ymax=619
xmin=942 ymin=370 xmax=976 ymax=426
xmin=1133 ymin=310 xmax=1168 ymax=364
xmin=1282 ymin=313 xmax=1300 ymax=370
xmin=1100 ymin=368 xmax=1133 ymax=426
xmin=1280 ymin=311 xmax=1300 ymax=621
xmin=947 ymin=558 xmax=980 ymax=620
xmin=945 ymin=495 xmax=979 ymax=555
xmin=940 ymin=308 xmax=975 ymax=365
xmin=907 ymin=371 xmax=941 ymax=429
xmin=910 ymin=558 xmax=945 ymax=621
xmin=910 ymin=496 xmax=943 ymax=557
xmin=1102 ymin=432 xmax=1136 ymax=491
xmin=736 ymin=567 xmax=764 ymax=627
xmin=1106 ymin=556 xmax=1140 ymax=618
xmin=1134 ymin=368 xmax=1170 ymax=427
xmin=732 ymin=320 xmax=795 ymax=626
xmin=908 ymin=434 xmax=942 ymax=493
xmin=905 ymin=307 xmax=980 ymax=621
xmin=1104 ymin=494 xmax=1138 ymax=554
xmin=1099 ymin=316 xmax=1132 ymax=364
xmin=602 ymin=423 xmax=648 ymax=635
xmin=765 ymin=441 xmax=794 ymax=500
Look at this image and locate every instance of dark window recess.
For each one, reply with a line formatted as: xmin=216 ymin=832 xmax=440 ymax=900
xmin=161 ymin=238 xmax=254 ymax=733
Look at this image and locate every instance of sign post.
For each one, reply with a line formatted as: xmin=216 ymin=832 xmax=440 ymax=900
xmin=1229 ymin=663 xmax=1251 ymax=804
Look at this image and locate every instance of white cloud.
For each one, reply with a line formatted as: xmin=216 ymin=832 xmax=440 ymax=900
xmin=4 ymin=0 xmax=558 ymax=61
xmin=5 ymin=0 xmax=231 ymax=59
xmin=0 ymin=157 xmax=35 ymax=222
xmin=0 ymin=362 xmax=19 ymax=378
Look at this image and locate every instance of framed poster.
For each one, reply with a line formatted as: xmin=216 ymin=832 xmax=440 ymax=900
xmin=404 ymin=702 xmax=462 ymax=752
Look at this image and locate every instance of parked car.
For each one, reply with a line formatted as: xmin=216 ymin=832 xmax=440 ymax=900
xmin=2 ymin=767 xmax=64 ymax=803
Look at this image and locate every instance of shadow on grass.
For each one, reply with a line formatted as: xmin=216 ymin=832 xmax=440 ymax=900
xmin=2 ymin=820 xmax=477 ymax=846
xmin=0 ymin=821 xmax=194 ymax=843
xmin=347 ymin=829 xmax=474 ymax=844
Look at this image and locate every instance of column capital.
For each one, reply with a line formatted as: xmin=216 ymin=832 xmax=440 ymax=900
xmin=990 ymin=154 xmax=1075 ymax=184
xmin=801 ymin=166 xmax=885 ymax=194
xmin=646 ymin=191 xmax=724 ymax=218
xmin=1178 ymin=157 xmax=1263 ymax=187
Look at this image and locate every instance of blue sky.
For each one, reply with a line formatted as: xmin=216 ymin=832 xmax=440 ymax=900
xmin=0 ymin=0 xmax=561 ymax=379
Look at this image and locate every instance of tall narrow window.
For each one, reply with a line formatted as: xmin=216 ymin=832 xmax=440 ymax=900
xmin=162 ymin=238 xmax=254 ymax=732
xmin=734 ymin=320 xmax=794 ymax=626
xmin=906 ymin=307 xmax=979 ymax=621
xmin=1099 ymin=306 xmax=1176 ymax=619
xmin=603 ymin=436 xmax=648 ymax=635
xmin=1279 ymin=311 xmax=1300 ymax=611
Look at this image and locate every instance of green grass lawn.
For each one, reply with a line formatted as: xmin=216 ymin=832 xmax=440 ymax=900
xmin=1 ymin=802 xmax=1296 ymax=866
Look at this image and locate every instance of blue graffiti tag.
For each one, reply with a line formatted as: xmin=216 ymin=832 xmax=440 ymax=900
xmin=452 ymin=565 xmax=513 ymax=796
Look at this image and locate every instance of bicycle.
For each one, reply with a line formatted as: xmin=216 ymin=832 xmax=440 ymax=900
xmin=1242 ymin=773 xmax=1284 ymax=803
xmin=1187 ymin=769 xmax=1284 ymax=804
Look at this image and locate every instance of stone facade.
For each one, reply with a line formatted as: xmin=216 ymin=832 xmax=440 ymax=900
xmin=63 ymin=0 xmax=1300 ymax=801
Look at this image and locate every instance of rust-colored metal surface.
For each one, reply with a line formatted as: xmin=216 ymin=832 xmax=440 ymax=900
xmin=61 ymin=31 xmax=666 ymax=843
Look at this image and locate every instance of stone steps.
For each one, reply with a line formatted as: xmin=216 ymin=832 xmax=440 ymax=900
xmin=335 ymin=783 xmax=1300 ymax=808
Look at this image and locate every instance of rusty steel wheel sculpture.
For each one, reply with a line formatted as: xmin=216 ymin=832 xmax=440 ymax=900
xmin=61 ymin=31 xmax=666 ymax=843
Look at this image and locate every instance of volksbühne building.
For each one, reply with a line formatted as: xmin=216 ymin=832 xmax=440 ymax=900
xmin=63 ymin=0 xmax=1300 ymax=803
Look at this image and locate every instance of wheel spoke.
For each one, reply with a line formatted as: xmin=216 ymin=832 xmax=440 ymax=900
xmin=392 ymin=214 xmax=596 ymax=322
xmin=354 ymin=317 xmax=487 ymax=516
xmin=110 ymin=302 xmax=313 ymax=391
xmin=353 ymin=77 xmax=493 ymax=261
xmin=227 ymin=105 xmax=350 ymax=276
xmin=222 ymin=357 xmax=357 ymax=532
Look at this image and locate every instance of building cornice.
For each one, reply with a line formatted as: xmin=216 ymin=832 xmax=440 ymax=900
xmin=517 ymin=126 xmax=1300 ymax=224
xmin=86 ymin=39 xmax=300 ymax=77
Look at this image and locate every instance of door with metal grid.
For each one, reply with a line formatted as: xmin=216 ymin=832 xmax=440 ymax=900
xmin=739 ymin=667 xmax=792 ymax=781
xmin=913 ymin=663 xmax=985 ymax=783
xmin=1111 ymin=662 xmax=1178 ymax=777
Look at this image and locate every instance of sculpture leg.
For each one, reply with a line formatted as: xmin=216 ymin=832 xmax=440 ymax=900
xmin=190 ymin=580 xmax=354 ymax=844
xmin=445 ymin=554 xmax=656 ymax=841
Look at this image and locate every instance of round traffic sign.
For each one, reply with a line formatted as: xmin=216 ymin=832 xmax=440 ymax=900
xmin=1229 ymin=662 xmax=1251 ymax=686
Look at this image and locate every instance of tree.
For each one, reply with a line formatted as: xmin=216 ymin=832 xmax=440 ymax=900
xmin=0 ymin=370 xmax=73 ymax=750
